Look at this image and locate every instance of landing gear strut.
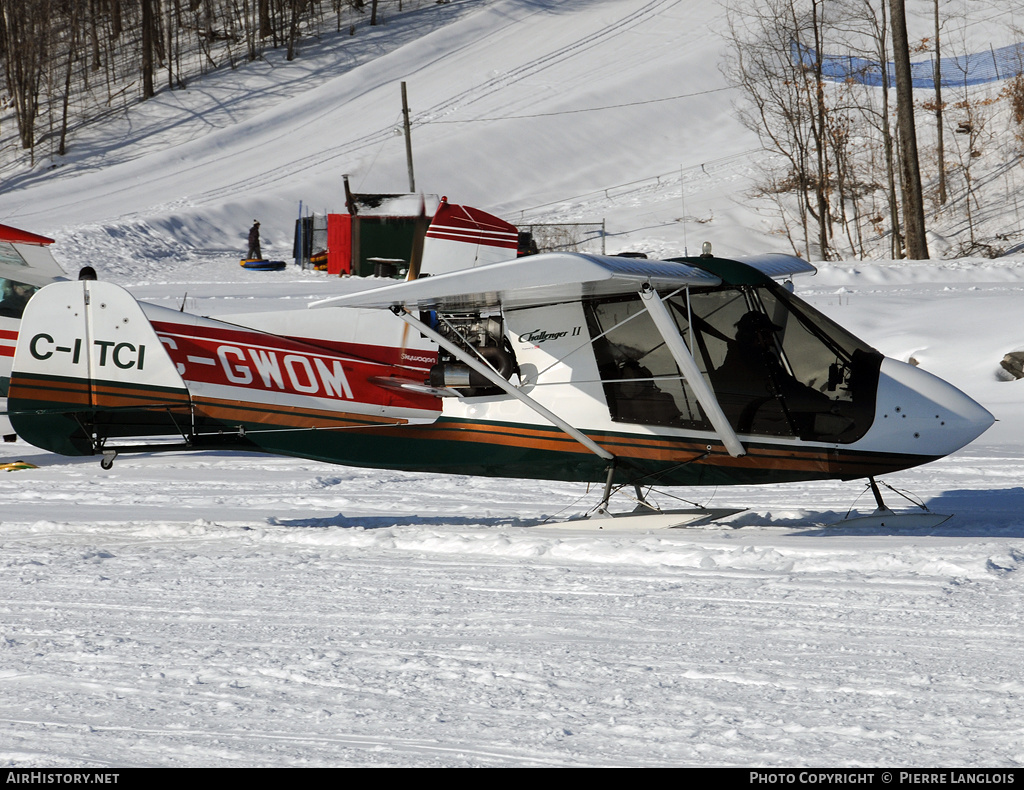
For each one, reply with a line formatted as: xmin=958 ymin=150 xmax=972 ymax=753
xmin=830 ymin=477 xmax=952 ymax=529
xmin=568 ymin=462 xmax=742 ymax=530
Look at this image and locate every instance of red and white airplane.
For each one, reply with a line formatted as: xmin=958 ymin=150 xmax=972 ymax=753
xmin=0 ymin=223 xmax=69 ymax=441
xmin=1 ymin=205 xmax=994 ymax=528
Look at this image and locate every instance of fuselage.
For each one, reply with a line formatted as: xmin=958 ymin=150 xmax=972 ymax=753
xmin=149 ymin=270 xmax=994 ymax=485
xmin=6 ymin=255 xmax=994 ymax=489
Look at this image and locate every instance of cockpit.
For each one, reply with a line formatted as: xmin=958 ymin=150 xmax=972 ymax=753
xmin=0 ymin=277 xmax=40 ymax=320
xmin=0 ymin=238 xmax=58 ymax=320
xmin=585 ymin=279 xmax=882 ymax=443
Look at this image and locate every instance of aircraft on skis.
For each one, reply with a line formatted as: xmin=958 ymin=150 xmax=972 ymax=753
xmin=1 ymin=205 xmax=994 ymax=529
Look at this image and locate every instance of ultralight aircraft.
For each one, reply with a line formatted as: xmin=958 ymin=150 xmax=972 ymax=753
xmin=0 ymin=205 xmax=994 ymax=528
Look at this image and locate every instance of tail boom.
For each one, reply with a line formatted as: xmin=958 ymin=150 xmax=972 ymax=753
xmin=8 ymin=280 xmax=441 ymax=458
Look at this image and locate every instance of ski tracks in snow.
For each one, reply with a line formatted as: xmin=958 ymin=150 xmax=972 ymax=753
xmin=116 ymin=0 xmax=692 ymax=217
xmin=2 ymin=449 xmax=1023 ymax=766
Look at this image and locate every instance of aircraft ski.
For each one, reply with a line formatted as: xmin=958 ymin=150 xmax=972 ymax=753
xmin=535 ymin=508 xmax=747 ymax=531
xmin=4 ymin=248 xmax=995 ymax=525
xmin=829 ymin=510 xmax=954 ymax=529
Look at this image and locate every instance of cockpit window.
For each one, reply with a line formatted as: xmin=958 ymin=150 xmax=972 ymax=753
xmin=585 ymin=295 xmax=712 ymax=430
xmin=686 ymin=285 xmax=880 ymax=441
xmin=585 ymin=283 xmax=881 ymax=443
xmin=0 ymin=277 xmax=40 ymax=319
xmin=0 ymin=242 xmax=28 ymax=268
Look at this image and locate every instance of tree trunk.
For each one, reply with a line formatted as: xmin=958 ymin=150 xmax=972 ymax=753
xmin=89 ymin=0 xmax=101 ymax=70
xmin=933 ymin=0 xmax=947 ymax=205
xmin=876 ymin=0 xmax=903 ymax=259
xmin=889 ymin=0 xmax=929 ymax=258
xmin=286 ymin=0 xmax=301 ymax=60
xmin=810 ymin=0 xmax=831 ymax=258
xmin=59 ymin=3 xmax=79 ymax=156
xmin=259 ymin=0 xmax=272 ymax=38
xmin=141 ymin=0 xmax=155 ymax=98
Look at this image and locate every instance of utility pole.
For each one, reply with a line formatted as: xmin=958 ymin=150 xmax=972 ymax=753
xmin=890 ymin=0 xmax=929 ymax=258
xmin=401 ymin=81 xmax=416 ymax=193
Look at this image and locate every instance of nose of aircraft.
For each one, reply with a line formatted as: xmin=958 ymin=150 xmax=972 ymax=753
xmin=862 ymin=358 xmax=994 ymax=460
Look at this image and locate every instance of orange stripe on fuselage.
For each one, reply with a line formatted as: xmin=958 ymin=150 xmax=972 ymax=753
xmin=337 ymin=419 xmax=843 ymax=475
xmin=9 ymin=373 xmax=918 ymax=478
xmin=191 ymin=396 xmax=410 ymax=430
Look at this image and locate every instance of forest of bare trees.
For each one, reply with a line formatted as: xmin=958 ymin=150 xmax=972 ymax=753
xmin=0 ymin=0 xmax=415 ymax=168
xmin=6 ymin=1 xmax=1024 ymax=261
xmin=725 ymin=0 xmax=1024 ymax=260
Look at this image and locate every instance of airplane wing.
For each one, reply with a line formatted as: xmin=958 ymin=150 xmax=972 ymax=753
xmin=312 ymin=251 xmax=750 ymax=460
xmin=732 ymin=253 xmax=817 ymax=280
xmin=0 ymin=224 xmax=67 ymax=284
xmin=309 ymin=252 xmax=722 ymax=313
xmin=664 ymin=252 xmax=817 ymax=285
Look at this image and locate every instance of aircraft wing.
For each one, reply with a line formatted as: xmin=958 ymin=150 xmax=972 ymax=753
xmin=309 ymin=253 xmax=722 ymax=313
xmin=732 ymin=253 xmax=817 ymax=280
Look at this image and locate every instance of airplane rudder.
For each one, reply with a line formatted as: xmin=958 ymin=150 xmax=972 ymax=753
xmin=9 ymin=280 xmax=189 ymax=455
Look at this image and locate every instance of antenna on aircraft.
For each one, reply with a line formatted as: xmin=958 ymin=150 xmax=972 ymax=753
xmin=680 ymin=164 xmax=688 ymax=257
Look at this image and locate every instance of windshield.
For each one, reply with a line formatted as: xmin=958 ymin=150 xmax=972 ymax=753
xmin=585 ymin=283 xmax=881 ymax=442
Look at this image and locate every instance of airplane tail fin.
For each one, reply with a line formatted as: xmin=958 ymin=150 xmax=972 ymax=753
xmin=419 ymin=198 xmax=520 ymax=276
xmin=8 ymin=280 xmax=192 ymax=456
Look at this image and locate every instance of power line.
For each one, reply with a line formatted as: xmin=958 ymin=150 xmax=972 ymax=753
xmin=424 ymin=86 xmax=731 ymax=124
xmin=514 ymin=149 xmax=761 ymax=216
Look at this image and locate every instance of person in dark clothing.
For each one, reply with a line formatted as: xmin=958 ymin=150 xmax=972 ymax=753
xmin=608 ymin=357 xmax=681 ymax=425
xmin=247 ymin=220 xmax=262 ymax=260
xmin=716 ymin=311 xmax=788 ymax=392
xmin=0 ymin=279 xmax=37 ymax=318
xmin=714 ymin=310 xmax=830 ymax=435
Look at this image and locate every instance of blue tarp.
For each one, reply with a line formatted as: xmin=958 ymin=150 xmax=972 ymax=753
xmin=792 ymin=41 xmax=1024 ymax=88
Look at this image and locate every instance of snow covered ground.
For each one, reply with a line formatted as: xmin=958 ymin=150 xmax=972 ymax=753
xmin=2 ymin=0 xmax=1024 ymax=768
xmin=3 ymin=431 xmax=1024 ymax=767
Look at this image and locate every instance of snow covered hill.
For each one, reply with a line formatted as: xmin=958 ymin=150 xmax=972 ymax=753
xmin=1 ymin=0 xmax=1024 ymax=768
xmin=0 ymin=0 xmax=776 ymax=262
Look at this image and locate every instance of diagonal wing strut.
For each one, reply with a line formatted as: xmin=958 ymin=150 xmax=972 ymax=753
xmin=391 ymin=307 xmax=615 ymax=463
xmin=639 ymin=284 xmax=746 ymax=458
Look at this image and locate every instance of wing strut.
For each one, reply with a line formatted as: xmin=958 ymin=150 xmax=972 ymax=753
xmin=392 ymin=307 xmax=615 ymax=462
xmin=639 ymin=285 xmax=746 ymax=458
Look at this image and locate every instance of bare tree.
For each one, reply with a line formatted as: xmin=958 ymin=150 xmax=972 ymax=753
xmin=141 ymin=0 xmax=155 ymax=98
xmin=889 ymin=0 xmax=928 ymax=258
xmin=828 ymin=0 xmax=903 ymax=258
xmin=286 ymin=0 xmax=303 ymax=60
xmin=1 ymin=0 xmax=46 ymax=152
xmin=59 ymin=1 xmax=84 ymax=156
xmin=725 ymin=0 xmax=850 ymax=259
xmin=932 ymin=0 xmax=947 ymax=205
